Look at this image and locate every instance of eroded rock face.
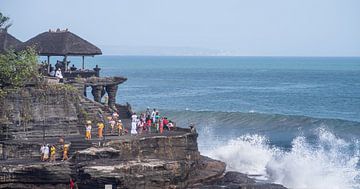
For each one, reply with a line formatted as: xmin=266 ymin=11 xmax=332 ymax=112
xmin=0 ymin=87 xmax=80 ymax=141
xmin=0 ymin=87 xmax=287 ymax=189
xmin=0 ymin=132 xmax=226 ymax=189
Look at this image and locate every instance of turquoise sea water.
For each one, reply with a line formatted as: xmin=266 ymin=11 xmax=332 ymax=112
xmin=83 ymin=56 xmax=360 ymax=121
xmin=68 ymin=56 xmax=360 ymax=189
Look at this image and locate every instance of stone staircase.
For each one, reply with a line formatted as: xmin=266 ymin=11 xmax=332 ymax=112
xmin=68 ymin=137 xmax=93 ymax=159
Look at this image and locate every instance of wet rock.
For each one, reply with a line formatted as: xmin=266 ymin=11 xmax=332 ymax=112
xmin=192 ymin=171 xmax=287 ymax=189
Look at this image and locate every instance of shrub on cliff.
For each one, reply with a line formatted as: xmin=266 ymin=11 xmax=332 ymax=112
xmin=0 ymin=48 xmax=39 ymax=87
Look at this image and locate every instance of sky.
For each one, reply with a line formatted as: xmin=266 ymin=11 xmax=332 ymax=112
xmin=1 ymin=0 xmax=360 ymax=56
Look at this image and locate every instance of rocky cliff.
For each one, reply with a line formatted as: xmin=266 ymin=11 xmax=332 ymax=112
xmin=0 ymin=85 xmax=286 ymax=189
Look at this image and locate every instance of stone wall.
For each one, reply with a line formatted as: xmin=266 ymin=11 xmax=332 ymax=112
xmin=0 ymin=86 xmax=80 ymax=141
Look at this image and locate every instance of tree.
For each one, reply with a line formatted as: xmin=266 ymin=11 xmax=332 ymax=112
xmin=0 ymin=48 xmax=39 ymax=87
xmin=0 ymin=12 xmax=12 ymax=31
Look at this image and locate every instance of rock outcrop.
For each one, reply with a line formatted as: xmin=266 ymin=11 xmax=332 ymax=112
xmin=0 ymin=85 xmax=286 ymax=189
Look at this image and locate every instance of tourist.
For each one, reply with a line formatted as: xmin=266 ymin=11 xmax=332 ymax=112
xmin=155 ymin=119 xmax=159 ymax=133
xmin=155 ymin=111 xmax=160 ymax=122
xmin=167 ymin=121 xmax=174 ymax=131
xmin=151 ymin=109 xmax=156 ymax=123
xmin=85 ymin=120 xmax=92 ymax=140
xmin=138 ymin=120 xmax=145 ymax=134
xmin=50 ymin=145 xmax=56 ymax=163
xmin=131 ymin=113 xmax=138 ymax=135
xmin=44 ymin=144 xmax=50 ymax=161
xmin=140 ymin=113 xmax=146 ymax=123
xmin=70 ymin=64 xmax=77 ymax=71
xmin=108 ymin=116 xmax=115 ymax=133
xmin=117 ymin=120 xmax=123 ymax=136
xmin=40 ymin=144 xmax=45 ymax=161
xmin=146 ymin=107 xmax=151 ymax=118
xmin=62 ymin=144 xmax=69 ymax=161
xmin=49 ymin=68 xmax=55 ymax=77
xmin=146 ymin=119 xmax=152 ymax=133
xmin=112 ymin=112 xmax=119 ymax=121
xmin=131 ymin=112 xmax=137 ymax=122
xmin=163 ymin=117 xmax=169 ymax=130
xmin=159 ymin=117 xmax=164 ymax=134
xmin=189 ymin=123 xmax=196 ymax=133
xmin=97 ymin=122 xmax=104 ymax=139
xmin=155 ymin=112 xmax=160 ymax=131
xmin=55 ymin=68 xmax=63 ymax=79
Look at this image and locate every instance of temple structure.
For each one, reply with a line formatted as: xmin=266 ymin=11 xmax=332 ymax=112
xmin=0 ymin=30 xmax=22 ymax=53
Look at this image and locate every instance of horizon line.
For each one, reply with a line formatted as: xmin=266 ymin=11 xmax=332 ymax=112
xmin=98 ymin=54 xmax=360 ymax=58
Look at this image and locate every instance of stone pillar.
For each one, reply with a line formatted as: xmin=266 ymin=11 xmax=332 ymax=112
xmin=106 ymin=84 xmax=118 ymax=109
xmin=91 ymin=85 xmax=103 ymax=103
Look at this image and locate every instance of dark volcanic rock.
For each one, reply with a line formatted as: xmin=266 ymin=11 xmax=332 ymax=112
xmin=192 ymin=171 xmax=287 ymax=189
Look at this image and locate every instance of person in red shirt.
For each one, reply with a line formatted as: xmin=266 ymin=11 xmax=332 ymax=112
xmin=163 ymin=117 xmax=169 ymax=130
xmin=146 ymin=119 xmax=152 ymax=133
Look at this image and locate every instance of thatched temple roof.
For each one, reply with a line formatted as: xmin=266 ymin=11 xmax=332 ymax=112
xmin=19 ymin=30 xmax=102 ymax=56
xmin=0 ymin=31 xmax=22 ymax=53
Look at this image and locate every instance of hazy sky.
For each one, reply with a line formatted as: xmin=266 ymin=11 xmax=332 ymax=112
xmin=1 ymin=0 xmax=360 ymax=56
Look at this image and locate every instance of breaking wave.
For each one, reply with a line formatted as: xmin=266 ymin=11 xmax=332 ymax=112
xmin=203 ymin=128 xmax=360 ymax=189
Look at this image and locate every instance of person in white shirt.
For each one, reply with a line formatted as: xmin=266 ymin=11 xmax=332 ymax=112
xmin=43 ymin=144 xmax=50 ymax=161
xmin=40 ymin=144 xmax=46 ymax=161
xmin=55 ymin=68 xmax=63 ymax=79
xmin=131 ymin=113 xmax=138 ymax=135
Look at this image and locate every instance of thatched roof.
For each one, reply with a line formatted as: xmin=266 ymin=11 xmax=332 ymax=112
xmin=20 ymin=30 xmax=102 ymax=56
xmin=0 ymin=30 xmax=22 ymax=53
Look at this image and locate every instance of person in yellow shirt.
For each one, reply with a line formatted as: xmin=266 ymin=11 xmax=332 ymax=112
xmin=97 ymin=122 xmax=105 ymax=139
xmin=62 ymin=144 xmax=69 ymax=161
xmin=117 ymin=120 xmax=123 ymax=136
xmin=85 ymin=120 xmax=92 ymax=140
xmin=50 ymin=145 xmax=56 ymax=163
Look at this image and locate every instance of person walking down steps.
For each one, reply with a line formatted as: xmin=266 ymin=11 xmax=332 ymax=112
xmin=85 ymin=121 xmax=92 ymax=140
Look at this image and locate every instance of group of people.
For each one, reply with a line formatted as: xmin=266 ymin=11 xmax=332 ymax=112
xmin=84 ymin=112 xmax=125 ymax=140
xmin=130 ymin=108 xmax=175 ymax=135
xmin=40 ymin=140 xmax=69 ymax=162
xmin=84 ymin=108 xmax=176 ymax=139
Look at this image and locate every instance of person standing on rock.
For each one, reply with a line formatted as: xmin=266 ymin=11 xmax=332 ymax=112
xmin=44 ymin=144 xmax=50 ymax=161
xmin=117 ymin=120 xmax=123 ymax=136
xmin=62 ymin=144 xmax=69 ymax=161
xmin=40 ymin=144 xmax=46 ymax=161
xmin=131 ymin=113 xmax=138 ymax=135
xmin=107 ymin=116 xmax=115 ymax=133
xmin=112 ymin=112 xmax=119 ymax=121
xmin=146 ymin=107 xmax=151 ymax=119
xmin=85 ymin=121 xmax=92 ymax=140
xmin=50 ymin=145 xmax=56 ymax=163
xmin=151 ymin=109 xmax=156 ymax=123
xmin=159 ymin=117 xmax=164 ymax=134
xmin=97 ymin=122 xmax=104 ymax=139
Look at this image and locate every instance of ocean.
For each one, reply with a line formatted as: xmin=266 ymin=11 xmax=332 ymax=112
xmin=70 ymin=56 xmax=360 ymax=189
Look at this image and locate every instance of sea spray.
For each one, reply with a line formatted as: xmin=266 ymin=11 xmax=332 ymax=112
xmin=202 ymin=128 xmax=360 ymax=189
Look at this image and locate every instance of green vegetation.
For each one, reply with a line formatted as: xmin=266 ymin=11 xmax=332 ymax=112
xmin=0 ymin=12 xmax=12 ymax=31
xmin=0 ymin=48 xmax=39 ymax=88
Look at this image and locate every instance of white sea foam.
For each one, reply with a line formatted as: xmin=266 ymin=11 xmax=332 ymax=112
xmin=202 ymin=128 xmax=360 ymax=189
